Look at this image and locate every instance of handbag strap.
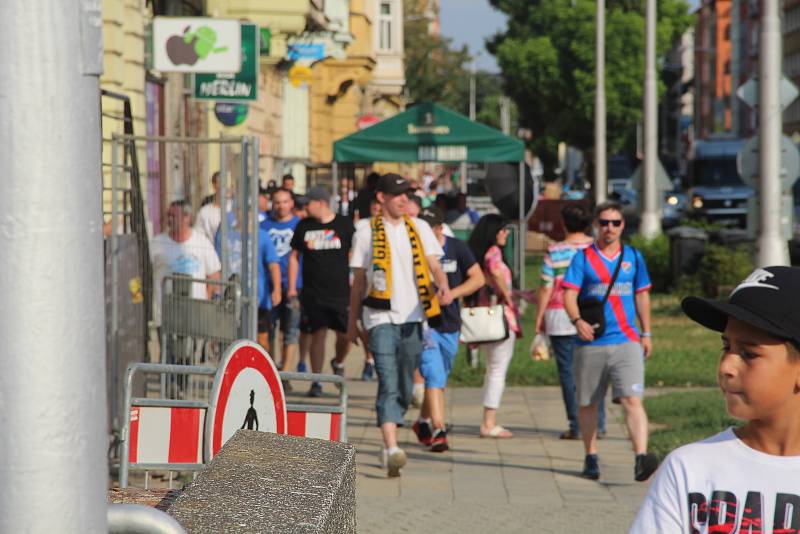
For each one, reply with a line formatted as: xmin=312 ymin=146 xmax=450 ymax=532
xmin=601 ymin=244 xmax=625 ymax=305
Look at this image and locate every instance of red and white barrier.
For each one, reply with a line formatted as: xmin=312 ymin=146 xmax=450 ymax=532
xmin=128 ymin=406 xmax=205 ymax=464
xmin=286 ymin=411 xmax=342 ymax=442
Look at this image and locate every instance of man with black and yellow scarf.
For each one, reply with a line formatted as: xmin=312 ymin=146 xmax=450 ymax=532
xmin=348 ymin=173 xmax=453 ymax=477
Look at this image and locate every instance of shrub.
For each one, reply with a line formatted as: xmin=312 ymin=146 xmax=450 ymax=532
xmin=697 ymin=244 xmax=753 ymax=298
xmin=629 ymin=234 xmax=671 ymax=292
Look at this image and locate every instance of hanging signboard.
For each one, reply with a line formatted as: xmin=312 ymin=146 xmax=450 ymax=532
xmin=153 ymin=17 xmax=241 ymax=73
xmin=194 ymin=23 xmax=258 ymax=102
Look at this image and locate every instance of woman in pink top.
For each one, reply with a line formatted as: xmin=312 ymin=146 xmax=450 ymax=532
xmin=468 ymin=214 xmax=521 ymax=438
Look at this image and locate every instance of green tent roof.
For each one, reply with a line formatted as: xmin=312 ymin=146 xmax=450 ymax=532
xmin=333 ymin=102 xmax=524 ymax=163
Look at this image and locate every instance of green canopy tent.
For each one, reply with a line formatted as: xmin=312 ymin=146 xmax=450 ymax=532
xmin=331 ymin=102 xmax=533 ymax=288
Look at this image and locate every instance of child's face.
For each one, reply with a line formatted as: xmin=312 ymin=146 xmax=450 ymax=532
xmin=719 ymin=317 xmax=800 ymax=421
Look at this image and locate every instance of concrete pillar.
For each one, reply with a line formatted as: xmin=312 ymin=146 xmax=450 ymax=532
xmin=0 ymin=0 xmax=108 ymax=531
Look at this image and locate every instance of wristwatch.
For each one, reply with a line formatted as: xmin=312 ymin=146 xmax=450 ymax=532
xmin=570 ymin=317 xmax=582 ymax=325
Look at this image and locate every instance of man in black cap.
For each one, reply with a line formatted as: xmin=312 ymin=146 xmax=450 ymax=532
xmin=632 ymin=266 xmax=800 ymax=532
xmin=412 ymin=206 xmax=484 ymax=452
xmin=288 ymin=186 xmax=355 ymax=397
xmin=348 ymin=174 xmax=453 ymax=476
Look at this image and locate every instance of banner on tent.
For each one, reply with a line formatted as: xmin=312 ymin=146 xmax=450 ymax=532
xmin=418 ymin=145 xmax=467 ymax=162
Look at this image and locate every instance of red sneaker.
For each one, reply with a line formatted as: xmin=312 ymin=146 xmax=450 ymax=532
xmin=430 ymin=428 xmax=449 ymax=453
xmin=412 ymin=419 xmax=433 ymax=446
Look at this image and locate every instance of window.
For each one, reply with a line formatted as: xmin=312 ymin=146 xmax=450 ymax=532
xmin=379 ymin=1 xmax=393 ymax=51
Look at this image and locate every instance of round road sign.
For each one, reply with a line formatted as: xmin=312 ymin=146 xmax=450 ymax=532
xmin=737 ymin=135 xmax=800 ymax=189
xmin=206 ymin=340 xmax=286 ymax=459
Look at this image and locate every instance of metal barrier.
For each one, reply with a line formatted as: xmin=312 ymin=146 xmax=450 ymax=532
xmin=119 ymin=363 xmax=348 ymax=488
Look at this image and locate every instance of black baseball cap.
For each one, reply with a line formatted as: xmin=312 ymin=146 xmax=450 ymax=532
xmin=306 ymin=186 xmax=330 ymax=202
xmin=376 ymin=173 xmax=413 ymax=195
xmin=420 ymin=206 xmax=444 ymax=227
xmin=682 ymin=266 xmax=800 ymax=346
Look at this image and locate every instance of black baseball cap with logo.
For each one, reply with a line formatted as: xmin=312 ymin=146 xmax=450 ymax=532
xmin=420 ymin=206 xmax=444 ymax=227
xmin=376 ymin=173 xmax=413 ymax=195
xmin=681 ymin=266 xmax=800 ymax=347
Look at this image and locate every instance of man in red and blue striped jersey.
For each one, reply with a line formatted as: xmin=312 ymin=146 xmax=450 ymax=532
xmin=562 ymin=200 xmax=659 ymax=483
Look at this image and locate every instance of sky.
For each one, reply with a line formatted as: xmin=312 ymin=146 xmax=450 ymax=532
xmin=439 ymin=0 xmax=508 ymax=73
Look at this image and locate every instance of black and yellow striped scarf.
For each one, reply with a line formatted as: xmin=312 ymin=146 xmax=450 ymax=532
xmin=363 ymin=215 xmax=442 ymax=326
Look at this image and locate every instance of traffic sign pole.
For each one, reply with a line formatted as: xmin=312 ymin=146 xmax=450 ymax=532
xmin=758 ymin=0 xmax=790 ymax=266
xmin=640 ymin=0 xmax=661 ymax=239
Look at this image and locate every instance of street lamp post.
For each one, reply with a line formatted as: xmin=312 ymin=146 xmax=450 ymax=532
xmin=594 ymin=0 xmax=607 ymax=204
xmin=757 ymin=0 xmax=790 ymax=265
xmin=640 ymin=0 xmax=662 ymax=238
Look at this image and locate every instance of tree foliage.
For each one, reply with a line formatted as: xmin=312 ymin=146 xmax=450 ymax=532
xmin=403 ymin=0 xmax=472 ymax=112
xmin=487 ymin=0 xmax=692 ymax=166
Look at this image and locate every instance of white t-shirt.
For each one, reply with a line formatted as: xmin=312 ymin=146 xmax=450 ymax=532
xmin=151 ymin=230 xmax=222 ymax=324
xmin=350 ymin=216 xmax=443 ymax=330
xmin=630 ymin=428 xmax=800 ymax=533
xmin=194 ymin=203 xmax=221 ymax=244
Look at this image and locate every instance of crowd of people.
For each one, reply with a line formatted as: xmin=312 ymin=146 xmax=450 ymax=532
xmin=150 ymin=171 xmax=663 ymax=482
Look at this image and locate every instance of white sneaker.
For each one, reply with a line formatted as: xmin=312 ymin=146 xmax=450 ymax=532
xmin=412 ymin=383 xmax=425 ymax=408
xmin=387 ymin=448 xmax=407 ymax=477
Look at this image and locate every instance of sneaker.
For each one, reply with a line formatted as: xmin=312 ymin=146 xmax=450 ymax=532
xmin=331 ymin=359 xmax=346 ymax=377
xmin=307 ymin=382 xmax=323 ymax=398
xmin=412 ymin=419 xmax=433 ymax=446
xmin=582 ymin=454 xmax=600 ymax=480
xmin=430 ymin=428 xmax=450 ymax=453
xmin=634 ymin=452 xmax=659 ymax=482
xmin=297 ymin=361 xmax=307 ymax=373
xmin=412 ymin=383 xmax=425 ymax=408
xmin=361 ymin=360 xmax=375 ymax=381
xmin=559 ymin=429 xmax=580 ymax=440
xmin=281 ymin=379 xmax=293 ymax=393
xmin=387 ymin=448 xmax=407 ymax=477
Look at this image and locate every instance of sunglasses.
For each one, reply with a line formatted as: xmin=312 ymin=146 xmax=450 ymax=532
xmin=598 ymin=218 xmax=623 ymax=227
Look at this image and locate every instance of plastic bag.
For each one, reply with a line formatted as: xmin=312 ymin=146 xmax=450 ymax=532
xmin=530 ymin=334 xmax=551 ymax=361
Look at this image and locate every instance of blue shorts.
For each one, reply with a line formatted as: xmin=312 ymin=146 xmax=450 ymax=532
xmin=420 ymin=330 xmax=460 ymax=389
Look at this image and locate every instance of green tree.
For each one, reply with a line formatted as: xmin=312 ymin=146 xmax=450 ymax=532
xmin=403 ymin=0 xmax=472 ymax=112
xmin=487 ymin=0 xmax=692 ymax=168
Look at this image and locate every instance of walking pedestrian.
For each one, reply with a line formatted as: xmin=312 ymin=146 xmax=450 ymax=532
xmin=195 ymin=171 xmax=228 ymax=244
xmin=413 ymin=207 xmax=484 ymax=452
xmin=468 ymin=214 xmax=521 ymax=439
xmin=534 ymin=204 xmax=607 ymax=440
xmin=260 ymin=188 xmax=302 ymax=385
xmin=281 ymin=174 xmax=295 ymax=193
xmin=347 ymin=173 xmax=452 ymax=476
xmin=562 ymin=200 xmax=659 ymax=481
xmin=288 ymin=186 xmax=354 ymax=397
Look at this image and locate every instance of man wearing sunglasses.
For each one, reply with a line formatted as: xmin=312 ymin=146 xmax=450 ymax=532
xmin=561 ymin=200 xmax=659 ymax=483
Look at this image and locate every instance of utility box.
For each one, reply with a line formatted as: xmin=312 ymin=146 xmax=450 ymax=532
xmin=668 ymin=226 xmax=708 ymax=282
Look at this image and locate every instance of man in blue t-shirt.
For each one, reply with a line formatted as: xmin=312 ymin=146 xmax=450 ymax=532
xmin=260 ymin=188 xmax=303 ymax=379
xmin=215 ymin=214 xmax=280 ymax=353
xmin=412 ymin=207 xmax=485 ymax=453
xmin=562 ymin=200 xmax=659 ymax=483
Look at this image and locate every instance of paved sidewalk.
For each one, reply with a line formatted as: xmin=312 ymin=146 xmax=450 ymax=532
xmin=329 ymin=348 xmax=652 ymax=533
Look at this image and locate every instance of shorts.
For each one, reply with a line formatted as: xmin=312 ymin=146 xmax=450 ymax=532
xmin=257 ymin=308 xmax=272 ymax=335
xmin=419 ymin=329 xmax=460 ymax=389
xmin=270 ymin=296 xmax=301 ymax=345
xmin=573 ymin=342 xmax=644 ymax=406
xmin=300 ymin=293 xmax=348 ymax=334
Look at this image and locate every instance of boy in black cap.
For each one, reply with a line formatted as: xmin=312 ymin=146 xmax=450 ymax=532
xmin=630 ymin=266 xmax=800 ymax=533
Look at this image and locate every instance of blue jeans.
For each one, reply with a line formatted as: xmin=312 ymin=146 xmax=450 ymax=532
xmin=550 ymin=335 xmax=606 ymax=434
xmin=368 ymin=322 xmax=424 ymax=427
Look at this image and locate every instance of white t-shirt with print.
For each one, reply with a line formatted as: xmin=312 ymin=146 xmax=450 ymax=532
xmin=151 ymin=230 xmax=222 ymax=324
xmin=630 ymin=428 xmax=800 ymax=533
xmin=350 ymin=216 xmax=443 ymax=330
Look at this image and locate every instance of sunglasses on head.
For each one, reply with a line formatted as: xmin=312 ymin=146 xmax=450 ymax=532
xmin=598 ymin=218 xmax=623 ymax=227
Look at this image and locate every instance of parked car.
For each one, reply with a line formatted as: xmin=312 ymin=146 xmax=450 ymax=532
xmin=687 ymin=138 xmax=751 ymax=228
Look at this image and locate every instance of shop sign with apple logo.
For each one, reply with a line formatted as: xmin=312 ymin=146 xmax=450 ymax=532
xmin=153 ymin=17 xmax=241 ymax=73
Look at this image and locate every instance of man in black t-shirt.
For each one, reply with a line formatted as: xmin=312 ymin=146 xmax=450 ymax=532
xmin=288 ymin=186 xmax=355 ymax=397
xmin=413 ymin=207 xmax=485 ymax=452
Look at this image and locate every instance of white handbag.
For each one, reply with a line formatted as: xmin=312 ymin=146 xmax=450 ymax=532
xmin=459 ymin=304 xmax=509 ymax=344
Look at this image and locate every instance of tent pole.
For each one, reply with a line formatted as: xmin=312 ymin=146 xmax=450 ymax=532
xmin=332 ymin=161 xmax=339 ymax=212
xmin=459 ymin=161 xmax=468 ymax=193
xmin=518 ymin=161 xmax=526 ymax=291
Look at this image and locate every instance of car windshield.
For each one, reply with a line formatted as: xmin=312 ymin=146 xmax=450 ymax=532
xmin=693 ymin=159 xmax=743 ymax=186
